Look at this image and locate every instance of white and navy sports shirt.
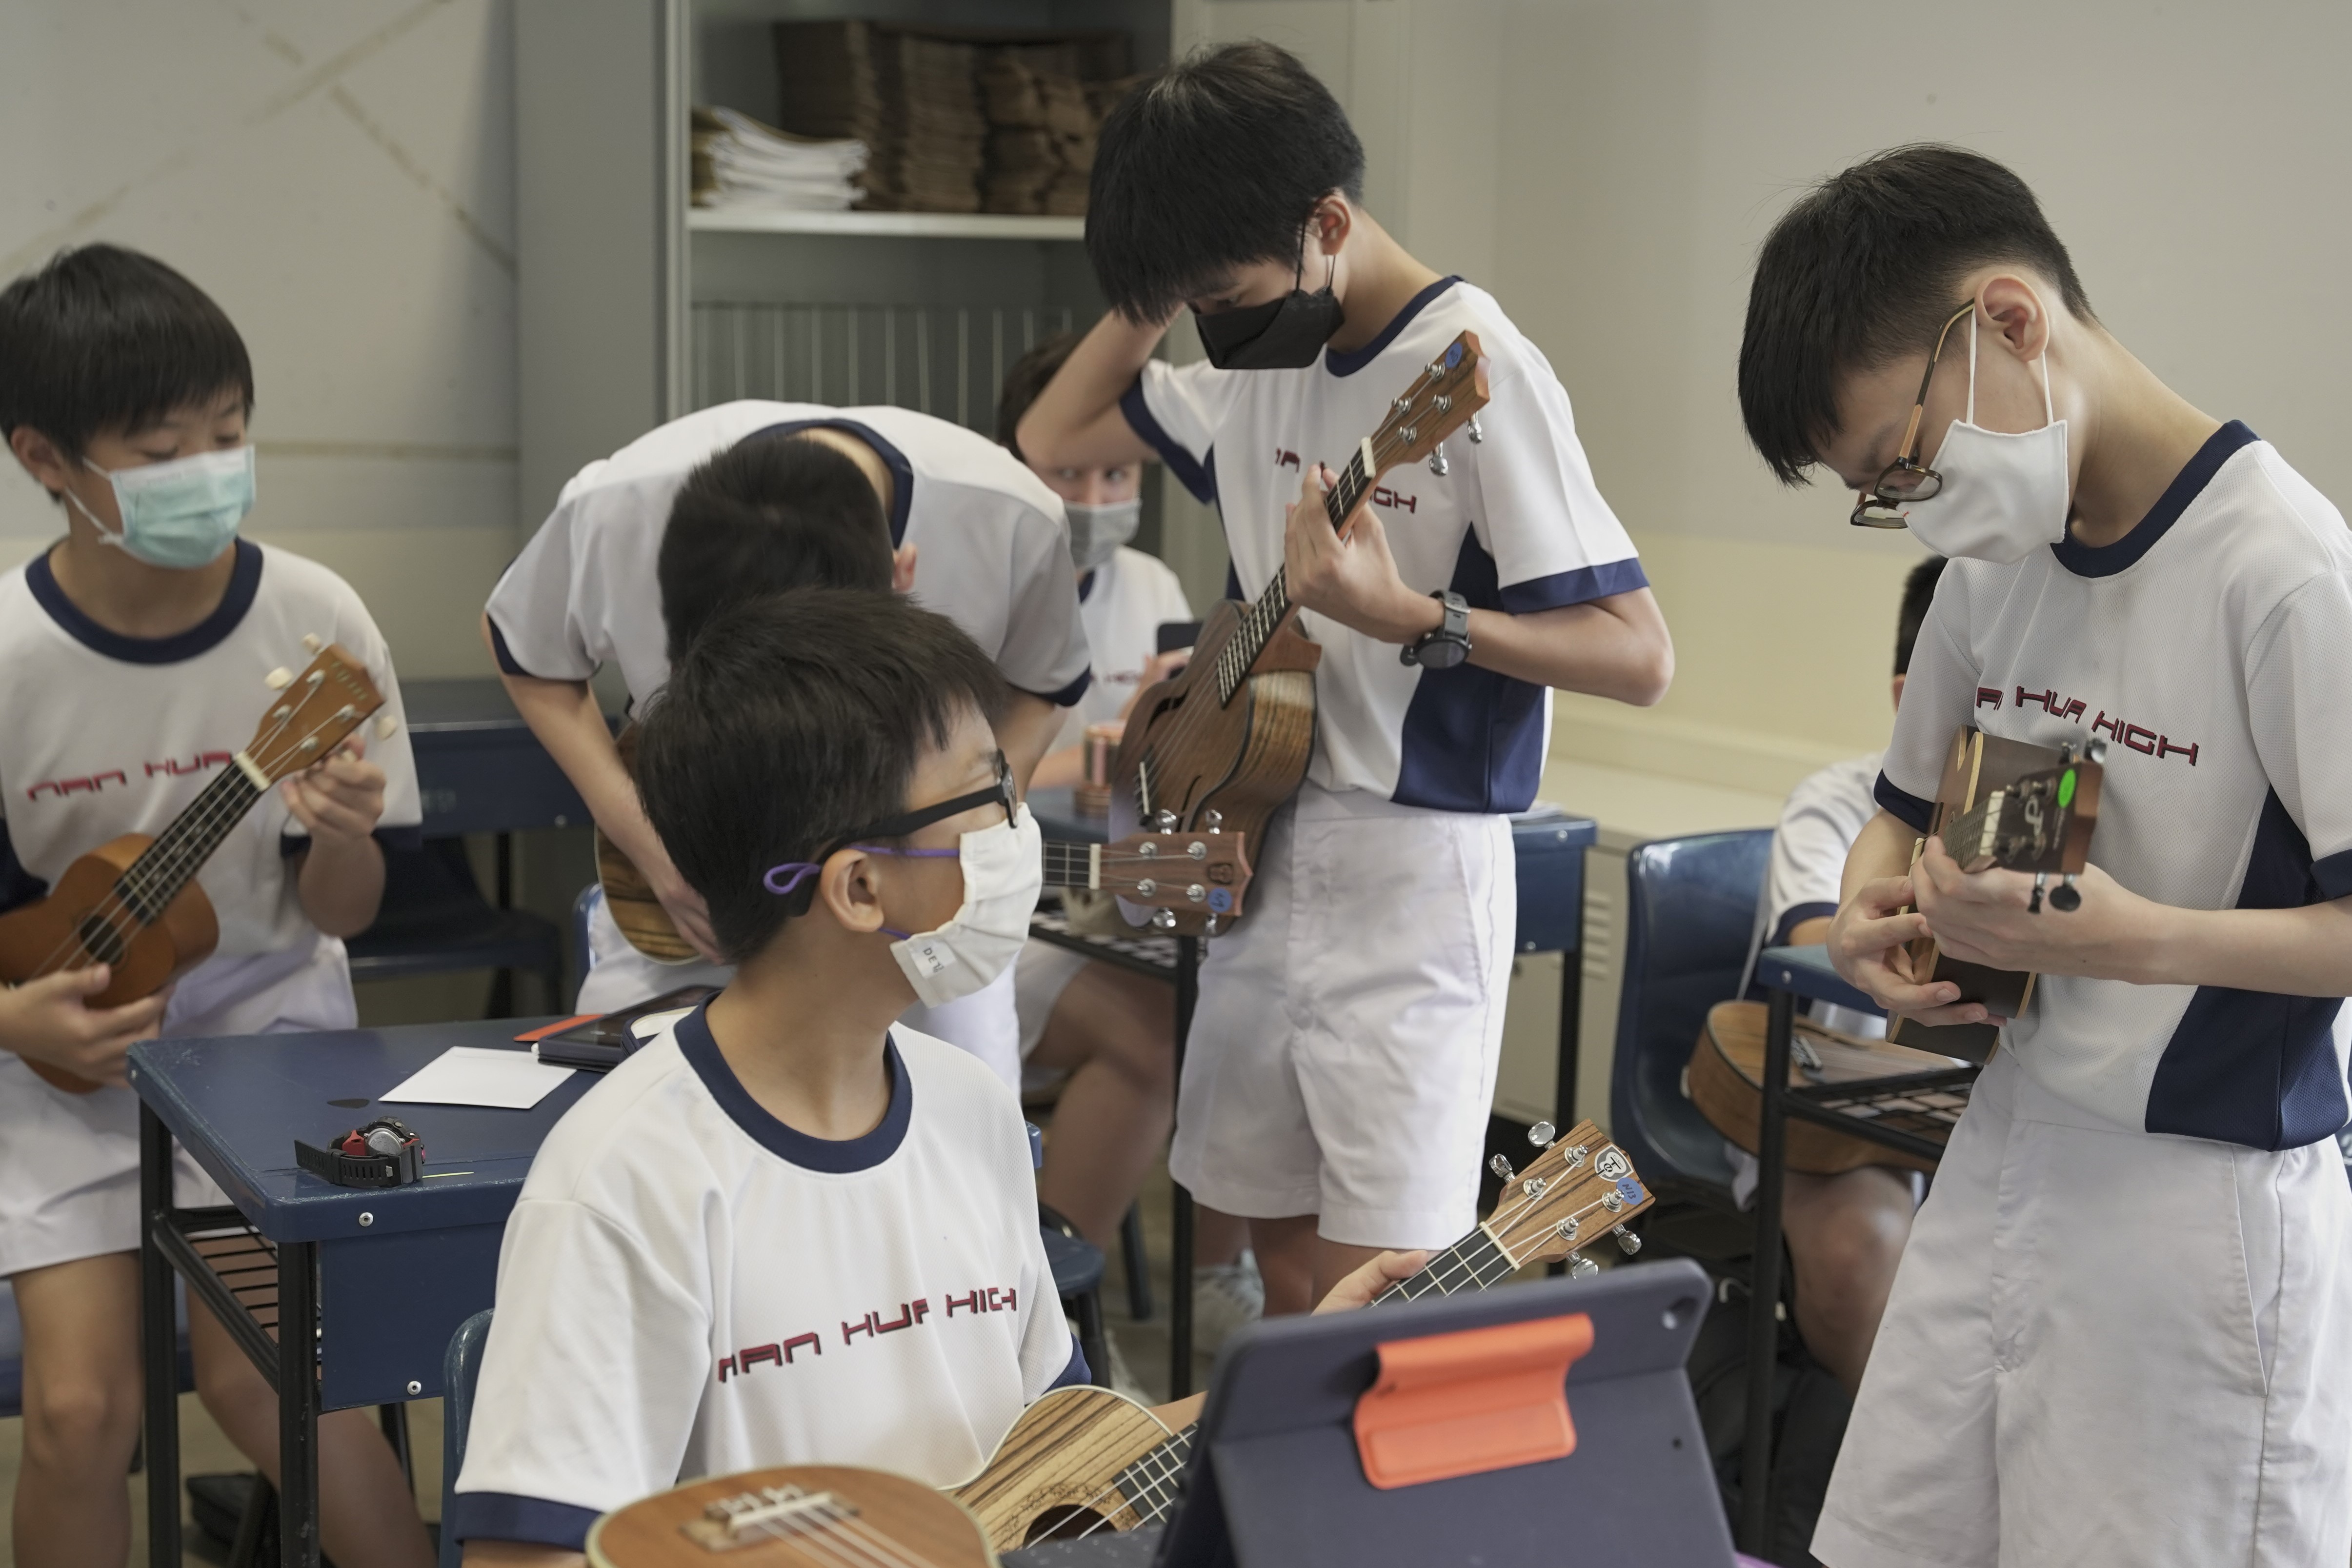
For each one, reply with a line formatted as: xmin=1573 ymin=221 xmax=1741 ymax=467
xmin=0 ymin=539 xmax=422 ymax=970
xmin=1123 ymin=278 xmax=1645 ymax=811
xmin=1053 ymin=545 xmax=1193 ymax=754
xmin=484 ymin=402 xmax=1092 ymax=710
xmin=1880 ymin=423 xmax=2352 ymax=1150
xmin=449 ymin=1010 xmax=1083 ymax=1552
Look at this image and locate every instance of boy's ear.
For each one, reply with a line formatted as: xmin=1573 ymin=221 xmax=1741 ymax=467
xmin=890 ymin=543 xmax=918 ymax=594
xmin=7 ymin=426 xmax=71 ymax=495
xmin=1976 ymin=273 xmax=2051 ymax=364
xmin=1309 ymin=193 xmax=1352 ymax=260
xmin=817 ymin=845 xmax=890 ymax=934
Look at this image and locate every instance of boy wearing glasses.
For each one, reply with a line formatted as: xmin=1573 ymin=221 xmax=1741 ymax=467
xmin=1740 ymin=145 xmax=2352 ymax=1567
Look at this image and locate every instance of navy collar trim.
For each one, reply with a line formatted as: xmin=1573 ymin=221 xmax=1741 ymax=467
xmin=675 ymin=1001 xmax=912 ymax=1172
xmin=740 ymin=419 xmax=918 ymax=546
xmin=1324 ymin=276 xmax=1463 ymax=379
xmin=27 ymin=538 xmax=263 ymax=665
xmin=2051 ymin=421 xmax=2257 ymax=579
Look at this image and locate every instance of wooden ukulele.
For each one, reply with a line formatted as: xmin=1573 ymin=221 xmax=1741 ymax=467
xmin=1686 ymin=1000 xmax=1970 ymax=1175
xmin=1887 ymin=725 xmax=2105 ymax=1059
xmin=951 ymin=1118 xmax=1651 ymax=1552
xmin=1108 ymin=332 xmax=1492 ymax=936
xmin=587 ymin=1465 xmax=993 ymax=1568
xmin=0 ymin=643 xmax=386 ymax=1093
xmin=597 ymin=723 xmax=1252 ymax=963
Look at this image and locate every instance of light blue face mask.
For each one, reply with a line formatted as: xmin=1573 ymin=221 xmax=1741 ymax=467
xmin=68 ymin=445 xmax=254 ymax=569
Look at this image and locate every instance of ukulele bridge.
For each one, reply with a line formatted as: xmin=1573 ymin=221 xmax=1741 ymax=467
xmin=684 ymin=1484 xmax=854 ymax=1550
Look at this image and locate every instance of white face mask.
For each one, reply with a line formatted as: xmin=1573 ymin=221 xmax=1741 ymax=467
xmin=1902 ymin=312 xmax=2070 ymax=563
xmin=880 ymin=803 xmax=1043 ymax=1007
xmin=1065 ymin=499 xmax=1140 ymax=571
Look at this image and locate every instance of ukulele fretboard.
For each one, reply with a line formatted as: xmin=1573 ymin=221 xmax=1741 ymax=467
xmin=1211 ymin=444 xmax=1377 ymax=707
xmin=1040 ymin=840 xmax=1099 ymax=890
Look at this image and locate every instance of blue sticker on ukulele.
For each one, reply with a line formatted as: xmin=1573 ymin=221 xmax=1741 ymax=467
xmin=1445 ymin=342 xmax=1464 ymax=368
xmin=1615 ymin=1178 xmax=1643 ymax=1205
xmin=1208 ymin=888 xmax=1233 ymax=913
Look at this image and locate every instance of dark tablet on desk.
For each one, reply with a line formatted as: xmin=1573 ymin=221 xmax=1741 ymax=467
xmin=529 ymin=985 xmax=717 ymax=1071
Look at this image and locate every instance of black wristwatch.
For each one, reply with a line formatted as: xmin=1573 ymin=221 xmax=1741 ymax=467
xmin=1401 ymin=590 xmax=1472 ymax=669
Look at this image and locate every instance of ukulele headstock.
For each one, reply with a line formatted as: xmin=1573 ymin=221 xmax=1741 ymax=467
xmin=1367 ymin=330 xmax=1490 ymax=472
xmin=245 ymin=644 xmax=386 ymax=784
xmin=1095 ymin=831 xmax=1252 ymax=919
xmin=1480 ymin=1118 xmax=1654 ymax=1271
xmin=1930 ymin=726 xmax=2104 ymax=912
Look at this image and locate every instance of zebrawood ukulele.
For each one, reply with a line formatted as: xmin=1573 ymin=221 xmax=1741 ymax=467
xmin=1107 ymin=332 xmax=1492 ymax=936
xmin=586 ymin=1465 xmax=993 ymax=1568
xmin=1886 ymin=725 xmax=2105 ymax=1060
xmin=597 ymin=723 xmax=1252 ymax=963
xmin=0 ymin=643 xmax=387 ymax=1093
xmin=950 ymin=1118 xmax=1651 ymax=1552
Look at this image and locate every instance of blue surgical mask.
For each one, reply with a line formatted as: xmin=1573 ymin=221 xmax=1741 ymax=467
xmin=69 ymin=446 xmax=254 ymax=568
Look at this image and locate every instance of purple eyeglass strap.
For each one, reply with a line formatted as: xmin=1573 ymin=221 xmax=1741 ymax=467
xmin=764 ymin=843 xmax=957 ymax=897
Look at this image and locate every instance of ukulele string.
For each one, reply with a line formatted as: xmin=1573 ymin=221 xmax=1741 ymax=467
xmin=19 ymin=768 xmax=254 ymax=980
xmin=749 ymin=1499 xmax=943 ymax=1568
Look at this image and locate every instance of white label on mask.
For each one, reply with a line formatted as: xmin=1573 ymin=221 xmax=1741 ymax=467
xmin=905 ymin=940 xmax=957 ymax=978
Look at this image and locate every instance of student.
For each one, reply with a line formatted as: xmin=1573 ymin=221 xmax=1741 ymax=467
xmin=1738 ymin=146 xmax=2352 ymax=1567
xmin=1019 ymin=43 xmax=1673 ymax=1314
xmin=1718 ymin=554 xmax=1943 ymax=1399
xmin=450 ymin=591 xmax=1421 ymax=1565
xmin=483 ymin=402 xmax=1093 ymax=1088
xmin=0 ymin=245 xmax=431 ymax=1568
xmin=994 ymin=335 xmax=1263 ymax=1352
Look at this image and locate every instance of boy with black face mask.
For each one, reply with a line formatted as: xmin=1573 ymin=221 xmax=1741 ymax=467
xmin=1019 ymin=42 xmax=1674 ymax=1315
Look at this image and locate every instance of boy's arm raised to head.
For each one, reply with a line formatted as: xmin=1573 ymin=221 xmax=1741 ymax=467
xmin=997 ymin=689 xmax=1062 ymax=798
xmin=485 ymin=615 xmax=723 ymax=965
xmin=1014 ymin=312 xmax=1164 ymax=474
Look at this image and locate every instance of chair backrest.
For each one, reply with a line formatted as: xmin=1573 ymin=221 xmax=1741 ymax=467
xmin=439 ymin=1308 xmax=496 ymax=1568
xmin=569 ymin=884 xmax=600 ymax=1009
xmin=0 ymin=1288 xmax=19 ymax=1421
xmin=1608 ymin=831 xmax=1772 ymax=1193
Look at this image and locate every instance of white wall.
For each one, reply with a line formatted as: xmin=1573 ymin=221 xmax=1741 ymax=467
xmin=0 ymin=0 xmax=518 ymax=679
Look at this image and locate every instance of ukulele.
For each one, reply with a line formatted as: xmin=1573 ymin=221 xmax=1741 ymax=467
xmin=1686 ymin=1000 xmax=1970 ymax=1175
xmin=950 ymin=1118 xmax=1651 ymax=1552
xmin=597 ymin=725 xmax=1252 ymax=963
xmin=1108 ymin=332 xmax=1492 ymax=936
xmin=0 ymin=643 xmax=387 ymax=1093
xmin=1886 ymin=725 xmax=2105 ymax=1060
xmin=587 ymin=1465 xmax=993 ymax=1568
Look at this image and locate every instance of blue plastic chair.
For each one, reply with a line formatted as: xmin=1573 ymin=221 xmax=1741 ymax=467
xmin=1608 ymin=831 xmax=1773 ymax=1199
xmin=439 ymin=1309 xmax=496 ymax=1568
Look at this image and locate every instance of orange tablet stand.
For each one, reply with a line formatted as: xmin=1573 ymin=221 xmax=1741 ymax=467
xmin=1350 ymin=1312 xmax=1595 ymax=1490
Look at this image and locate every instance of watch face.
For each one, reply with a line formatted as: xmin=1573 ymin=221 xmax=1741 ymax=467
xmin=1416 ymin=636 xmax=1469 ymax=670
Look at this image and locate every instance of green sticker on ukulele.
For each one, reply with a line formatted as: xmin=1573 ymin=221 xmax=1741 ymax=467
xmin=2058 ymin=768 xmax=2077 ymax=808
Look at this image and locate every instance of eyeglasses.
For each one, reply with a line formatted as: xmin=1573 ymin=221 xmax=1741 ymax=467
xmin=1850 ymin=302 xmax=1976 ymax=529
xmin=762 ymin=753 xmax=1016 ymax=905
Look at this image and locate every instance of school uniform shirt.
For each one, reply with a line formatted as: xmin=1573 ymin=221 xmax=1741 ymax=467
xmin=449 ymin=1008 xmax=1083 ymax=1552
xmin=1052 ymin=545 xmax=1194 ymax=753
xmin=482 ymin=401 xmax=1092 ymax=710
xmin=1122 ymin=277 xmax=1645 ymax=812
xmin=1879 ymin=422 xmax=2352 ymax=1151
xmin=0 ymin=539 xmax=422 ymax=1275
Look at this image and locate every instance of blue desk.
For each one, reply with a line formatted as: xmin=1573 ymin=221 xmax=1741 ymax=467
xmin=1737 ymin=946 xmax=1977 ymax=1554
xmin=402 ymin=678 xmax=604 ymax=839
xmin=131 ymin=1020 xmax=584 ymax=1567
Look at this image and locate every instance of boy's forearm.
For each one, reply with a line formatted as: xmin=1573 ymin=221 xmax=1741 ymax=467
xmin=1015 ymin=312 xmax=1164 ymax=472
xmin=2105 ymin=895 xmax=2352 ymax=996
xmin=1462 ymin=588 xmax=1673 ymax=705
xmin=495 ymin=650 xmax=658 ymax=866
xmin=294 ymin=836 xmax=385 ymax=938
xmin=1842 ymin=811 xmax=1922 ymax=904
xmin=997 ymin=690 xmax=1063 ymax=796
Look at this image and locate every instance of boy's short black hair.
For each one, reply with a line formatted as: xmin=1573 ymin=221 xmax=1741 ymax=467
xmin=1738 ymin=145 xmax=2096 ymax=486
xmin=0 ymin=244 xmax=254 ymax=461
xmin=635 ymin=588 xmax=1007 ymax=964
xmin=996 ymin=330 xmax=1080 ymax=462
xmin=1895 ymin=555 xmax=1948 ymax=676
xmin=659 ymin=433 xmax=892 ymax=664
xmin=1087 ymin=41 xmax=1365 ymax=322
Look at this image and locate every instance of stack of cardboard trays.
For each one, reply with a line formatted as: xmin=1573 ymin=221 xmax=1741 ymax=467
xmin=773 ymin=20 xmax=1132 ymax=216
xmin=690 ymin=107 xmax=865 ymax=212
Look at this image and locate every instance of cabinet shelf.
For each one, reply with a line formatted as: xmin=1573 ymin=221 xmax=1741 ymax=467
xmin=688 ymin=208 xmax=1086 ymax=241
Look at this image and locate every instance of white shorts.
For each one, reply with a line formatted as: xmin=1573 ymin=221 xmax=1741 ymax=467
xmin=0 ymin=937 xmax=356 ymax=1279
xmin=1013 ymin=940 xmax=1089 ymax=1062
xmin=577 ymin=888 xmax=1024 ymax=1093
xmin=1168 ymin=788 xmax=1512 ymax=1249
xmin=1813 ymin=1049 xmax=2352 ymax=1568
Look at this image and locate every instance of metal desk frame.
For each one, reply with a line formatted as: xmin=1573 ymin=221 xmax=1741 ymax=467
xmin=1739 ymin=945 xmax=1980 ymax=1554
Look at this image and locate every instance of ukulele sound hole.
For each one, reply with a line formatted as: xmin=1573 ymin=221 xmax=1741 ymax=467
xmin=76 ymin=911 xmax=127 ymax=966
xmin=1025 ymin=1505 xmax=1119 ymax=1543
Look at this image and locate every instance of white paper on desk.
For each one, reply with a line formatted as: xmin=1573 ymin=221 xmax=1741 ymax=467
xmin=380 ymin=1046 xmax=576 ymax=1110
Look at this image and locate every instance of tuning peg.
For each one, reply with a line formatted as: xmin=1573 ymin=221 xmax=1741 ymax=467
xmin=1466 ymin=414 xmax=1484 ymax=444
xmin=1202 ymin=915 xmax=1223 ymax=937
xmin=1134 ymin=878 xmax=1158 ymax=897
xmin=264 ymin=667 xmax=294 ymax=690
xmin=1427 ymin=442 xmax=1449 ymax=477
xmin=1553 ymin=1216 xmax=1579 ymax=1243
xmin=1520 ymin=1176 xmax=1549 ymax=1199
xmin=1527 ymin=1121 xmax=1556 ymax=1148
xmin=1568 ymin=1251 xmax=1599 ymax=1279
xmin=1186 ymin=840 xmax=1208 ymax=861
xmin=1154 ymin=810 xmax=1178 ymax=831
xmin=1489 ymin=1154 xmax=1515 ymax=1182
xmin=2050 ymin=874 xmax=2082 ymax=913
xmin=1201 ymin=809 xmax=1223 ymax=832
xmin=301 ymin=633 xmax=323 ymax=653
xmin=374 ymin=713 xmax=400 ymax=740
xmin=1151 ymin=909 xmax=1178 ymax=930
xmin=1185 ymin=884 xmax=1206 ymax=904
xmin=2029 ymin=872 xmax=2048 ymax=914
xmin=1561 ymin=1144 xmax=1588 ymax=1171
xmin=1612 ymin=1224 xmax=1643 ymax=1256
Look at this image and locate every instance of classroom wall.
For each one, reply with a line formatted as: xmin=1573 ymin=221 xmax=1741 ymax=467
xmin=0 ymin=0 xmax=518 ymax=680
